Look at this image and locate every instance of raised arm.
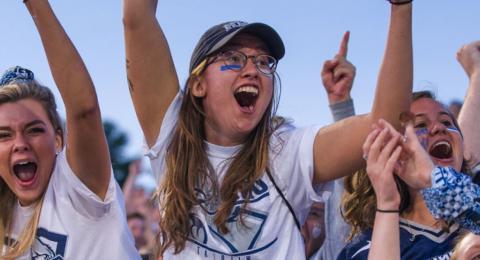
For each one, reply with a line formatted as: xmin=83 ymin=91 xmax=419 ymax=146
xmin=123 ymin=0 xmax=179 ymax=147
xmin=313 ymin=2 xmax=413 ymax=183
xmin=457 ymin=41 xmax=480 ymax=166
xmin=25 ymin=0 xmax=110 ymax=198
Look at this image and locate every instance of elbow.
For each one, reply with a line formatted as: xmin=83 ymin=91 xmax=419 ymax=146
xmin=73 ymin=101 xmax=101 ymax=121
xmin=123 ymin=15 xmax=141 ymax=30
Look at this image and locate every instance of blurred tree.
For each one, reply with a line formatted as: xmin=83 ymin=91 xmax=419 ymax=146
xmin=103 ymin=120 xmax=131 ymax=187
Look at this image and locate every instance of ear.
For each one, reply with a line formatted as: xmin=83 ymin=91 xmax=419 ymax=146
xmin=54 ymin=129 xmax=63 ymax=154
xmin=191 ymin=77 xmax=206 ymax=98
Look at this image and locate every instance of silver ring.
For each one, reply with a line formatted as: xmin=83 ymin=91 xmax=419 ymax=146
xmin=362 ymin=154 xmax=368 ymax=161
xmin=402 ymin=135 xmax=407 ymax=143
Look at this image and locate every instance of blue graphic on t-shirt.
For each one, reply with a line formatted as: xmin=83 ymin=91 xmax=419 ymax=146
xmin=31 ymin=228 xmax=67 ymax=260
xmin=188 ymin=178 xmax=276 ymax=258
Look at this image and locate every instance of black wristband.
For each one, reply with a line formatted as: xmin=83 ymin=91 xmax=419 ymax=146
xmin=376 ymin=208 xmax=400 ymax=213
xmin=387 ymin=0 xmax=413 ymax=5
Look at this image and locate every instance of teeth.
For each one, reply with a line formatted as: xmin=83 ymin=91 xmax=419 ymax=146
xmin=236 ymin=86 xmax=258 ymax=95
xmin=433 ymin=141 xmax=451 ymax=149
xmin=17 ymin=161 xmax=31 ymax=165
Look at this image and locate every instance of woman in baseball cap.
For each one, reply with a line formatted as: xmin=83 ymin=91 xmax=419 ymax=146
xmin=122 ymin=0 xmax=413 ymax=258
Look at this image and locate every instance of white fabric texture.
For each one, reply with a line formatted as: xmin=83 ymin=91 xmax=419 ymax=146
xmin=8 ymin=150 xmax=140 ymax=260
xmin=145 ymin=93 xmax=323 ymax=259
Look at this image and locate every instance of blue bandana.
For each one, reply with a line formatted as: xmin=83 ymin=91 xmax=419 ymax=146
xmin=0 ymin=66 xmax=35 ymax=86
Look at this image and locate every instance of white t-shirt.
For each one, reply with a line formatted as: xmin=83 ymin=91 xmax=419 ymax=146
xmin=5 ymin=151 xmax=141 ymax=260
xmin=145 ymin=93 xmax=323 ymax=259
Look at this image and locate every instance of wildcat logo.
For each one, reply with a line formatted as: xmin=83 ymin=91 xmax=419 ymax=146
xmin=31 ymin=228 xmax=67 ymax=260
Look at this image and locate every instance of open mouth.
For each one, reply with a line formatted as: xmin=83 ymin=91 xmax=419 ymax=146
xmin=13 ymin=161 xmax=38 ymax=183
xmin=234 ymin=86 xmax=258 ymax=110
xmin=429 ymin=141 xmax=452 ymax=160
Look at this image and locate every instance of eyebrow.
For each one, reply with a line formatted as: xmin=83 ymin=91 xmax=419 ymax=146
xmin=25 ymin=120 xmax=47 ymax=128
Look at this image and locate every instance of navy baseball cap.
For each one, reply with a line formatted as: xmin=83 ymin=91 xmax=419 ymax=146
xmin=189 ymin=21 xmax=285 ymax=73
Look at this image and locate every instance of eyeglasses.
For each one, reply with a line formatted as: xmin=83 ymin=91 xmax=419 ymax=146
xmin=212 ymin=50 xmax=277 ymax=76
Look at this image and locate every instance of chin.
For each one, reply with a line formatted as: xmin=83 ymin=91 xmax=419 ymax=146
xmin=17 ymin=189 xmax=44 ymax=206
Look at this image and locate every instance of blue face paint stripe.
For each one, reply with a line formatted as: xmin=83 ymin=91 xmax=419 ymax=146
xmin=220 ymin=64 xmax=242 ymax=71
xmin=414 ymin=128 xmax=429 ymax=150
xmin=447 ymin=126 xmax=461 ymax=134
xmin=415 ymin=128 xmax=428 ymax=136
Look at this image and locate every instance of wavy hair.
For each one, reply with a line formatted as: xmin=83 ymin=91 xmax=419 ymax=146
xmin=0 ymin=81 xmax=64 ymax=259
xmin=156 ymin=57 xmax=283 ymax=255
xmin=341 ymin=90 xmax=472 ymax=240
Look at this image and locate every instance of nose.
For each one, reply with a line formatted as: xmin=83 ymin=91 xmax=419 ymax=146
xmin=430 ymin=121 xmax=447 ymax=135
xmin=13 ymin=134 xmax=30 ymax=153
xmin=240 ymin=57 xmax=259 ymax=79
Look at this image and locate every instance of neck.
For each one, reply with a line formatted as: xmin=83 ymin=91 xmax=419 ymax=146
xmin=402 ymin=191 xmax=438 ymax=227
xmin=204 ymin=121 xmax=248 ymax=146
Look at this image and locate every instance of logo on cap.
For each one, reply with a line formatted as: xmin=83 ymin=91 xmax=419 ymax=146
xmin=223 ymin=21 xmax=248 ymax=32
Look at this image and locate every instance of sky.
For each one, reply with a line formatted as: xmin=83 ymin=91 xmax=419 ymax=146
xmin=2 ymin=1 xmax=480 ymax=159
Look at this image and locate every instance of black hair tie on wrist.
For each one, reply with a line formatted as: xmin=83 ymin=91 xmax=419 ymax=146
xmin=377 ymin=208 xmax=400 ymax=213
xmin=387 ymin=0 xmax=413 ymax=5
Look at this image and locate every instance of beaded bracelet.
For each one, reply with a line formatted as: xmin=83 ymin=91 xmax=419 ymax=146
xmin=377 ymin=208 xmax=400 ymax=213
xmin=387 ymin=0 xmax=413 ymax=5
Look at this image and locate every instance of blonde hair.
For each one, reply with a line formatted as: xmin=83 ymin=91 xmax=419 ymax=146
xmin=0 ymin=81 xmax=63 ymax=258
xmin=157 ymin=63 xmax=283 ymax=255
xmin=450 ymin=230 xmax=474 ymax=260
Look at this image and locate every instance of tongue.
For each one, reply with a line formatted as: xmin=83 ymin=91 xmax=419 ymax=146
xmin=16 ymin=165 xmax=36 ymax=182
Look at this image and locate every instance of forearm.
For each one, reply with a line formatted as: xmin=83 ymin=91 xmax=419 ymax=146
xmin=368 ymin=212 xmax=400 ymax=260
xmin=123 ymin=0 xmax=158 ymax=29
xmin=371 ymin=3 xmax=413 ymax=129
xmin=25 ymin=0 xmax=99 ymax=117
xmin=458 ymin=73 xmax=480 ymax=165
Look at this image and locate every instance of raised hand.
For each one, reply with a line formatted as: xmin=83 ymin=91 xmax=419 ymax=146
xmin=373 ymin=119 xmax=434 ymax=190
xmin=321 ymin=31 xmax=356 ymax=104
xmin=363 ymin=122 xmax=402 ymax=210
xmin=457 ymin=41 xmax=480 ymax=78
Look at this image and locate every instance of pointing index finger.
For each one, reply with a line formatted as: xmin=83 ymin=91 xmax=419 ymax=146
xmin=336 ymin=31 xmax=350 ymax=58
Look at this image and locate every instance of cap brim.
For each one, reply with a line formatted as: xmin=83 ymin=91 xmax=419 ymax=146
xmin=206 ymin=23 xmax=285 ymax=60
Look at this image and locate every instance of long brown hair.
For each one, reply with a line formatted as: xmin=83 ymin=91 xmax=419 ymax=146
xmin=341 ymin=91 xmax=472 ymax=240
xmin=0 ymin=80 xmax=64 ymax=258
xmin=157 ymin=57 xmax=283 ymax=255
